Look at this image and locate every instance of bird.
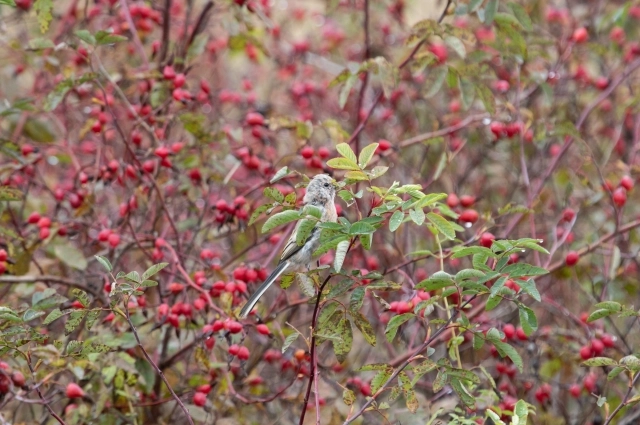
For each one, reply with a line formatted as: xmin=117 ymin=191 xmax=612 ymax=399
xmin=239 ymin=174 xmax=338 ymax=318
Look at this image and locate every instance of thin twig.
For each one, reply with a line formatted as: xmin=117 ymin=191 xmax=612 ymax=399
xmin=123 ymin=301 xmax=194 ymax=425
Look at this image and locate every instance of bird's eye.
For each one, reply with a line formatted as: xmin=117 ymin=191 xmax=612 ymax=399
xmin=323 ymin=183 xmax=330 ymax=187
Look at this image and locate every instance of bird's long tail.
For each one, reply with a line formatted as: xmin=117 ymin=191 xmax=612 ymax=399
xmin=239 ymin=260 xmax=290 ymax=318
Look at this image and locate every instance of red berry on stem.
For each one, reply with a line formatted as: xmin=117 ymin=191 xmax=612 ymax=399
xmin=612 ymin=187 xmax=627 ymax=207
xmin=300 ymin=146 xmax=314 ymax=159
xmin=193 ymin=391 xmax=207 ymax=406
xmin=66 ymin=383 xmax=85 ymax=399
xmin=565 ymin=251 xmax=579 ymax=266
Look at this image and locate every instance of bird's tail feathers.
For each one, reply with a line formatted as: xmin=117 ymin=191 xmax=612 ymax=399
xmin=239 ymin=261 xmax=290 ymax=318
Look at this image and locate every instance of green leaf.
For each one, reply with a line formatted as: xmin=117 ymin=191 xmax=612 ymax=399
xmin=433 ymin=370 xmax=447 ymax=392
xmin=124 ymin=271 xmax=141 ymax=283
xmin=514 ymin=400 xmax=529 ymax=423
xmin=296 ymin=219 xmax=317 ymax=246
xmin=350 ymin=287 xmax=365 ymax=311
xmin=450 ymin=378 xmax=475 ymax=407
xmin=411 ymin=359 xmax=438 ymax=386
xmin=484 ymin=0 xmax=499 ymax=24
xmin=327 ymin=157 xmax=360 ymax=170
xmin=338 ymin=74 xmax=357 ymax=109
xmin=95 ymin=30 xmax=128 ymax=45
xmin=352 ymin=311 xmax=376 ymax=346
xmin=594 ymin=301 xmax=622 ymax=311
xmin=501 ymin=263 xmax=548 ymax=278
xmin=517 ymin=278 xmax=541 ymax=301
xmin=71 ymin=288 xmax=90 ymax=308
xmin=587 ymin=309 xmax=615 ymax=322
xmin=508 ymin=2 xmax=532 ymax=31
xmin=493 ymin=340 xmax=523 ymax=372
xmin=65 ymin=310 xmax=88 ymax=336
xmin=263 ymin=187 xmax=284 ymax=203
xmin=270 ymin=166 xmax=291 ymax=183
xmin=248 ymin=204 xmax=271 ymax=226
xmin=93 ymin=255 xmax=112 ymax=272
xmin=424 ymin=65 xmax=448 ymax=98
xmin=389 ymin=210 xmax=404 ymax=232
xmin=336 ymin=142 xmax=357 ymax=163
xmin=582 ymin=357 xmax=617 ymax=367
xmin=333 ymin=317 xmax=353 ymax=363
xmin=445 ymin=36 xmax=466 ymax=58
xmin=385 ymin=313 xmax=414 ymax=342
xmin=475 ymin=83 xmax=496 ymax=114
xmin=334 ymin=240 xmax=350 ymax=273
xmin=416 ymin=271 xmax=455 ymax=291
xmin=360 ymin=233 xmax=372 ymax=250
xmin=0 ymin=0 xmax=16 ymax=5
xmin=409 ymin=208 xmax=425 ymax=225
xmin=85 ymin=309 xmax=101 ymax=330
xmin=518 ymin=305 xmax=538 ymax=336
xmin=262 ymin=210 xmax=301 ymax=233
xmin=0 ymin=187 xmax=23 ymax=201
xmin=455 ymin=268 xmax=486 ymax=281
xmin=313 ymin=234 xmax=350 ymax=257
xmin=358 ymin=143 xmax=379 ymax=168
xmin=54 ymin=243 xmax=88 ymax=270
xmin=370 ymin=367 xmax=393 ymax=393
xmin=282 ymin=332 xmax=300 ymax=353
xmin=75 ymin=30 xmax=96 ymax=46
xmin=343 ymin=388 xmax=356 ymax=406
xmin=22 ymin=309 xmax=45 ymax=322
xmin=43 ymin=308 xmax=64 ymax=325
xmin=426 ymin=212 xmax=456 ymax=240
xmin=33 ymin=0 xmax=53 ymax=33
xmin=349 ymin=221 xmax=376 ymax=235
xmin=142 ymin=263 xmax=168 ymax=280
xmin=608 ymin=367 xmax=625 ymax=380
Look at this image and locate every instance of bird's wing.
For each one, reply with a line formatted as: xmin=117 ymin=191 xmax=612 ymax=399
xmin=279 ymin=221 xmax=318 ymax=262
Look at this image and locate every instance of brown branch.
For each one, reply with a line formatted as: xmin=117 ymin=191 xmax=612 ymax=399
xmin=123 ymin=301 xmax=194 ymax=425
xmin=0 ymin=275 xmax=103 ymax=301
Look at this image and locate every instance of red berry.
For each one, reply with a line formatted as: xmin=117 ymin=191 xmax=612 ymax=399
xmin=377 ymin=139 xmax=392 ymax=152
xmin=237 ymin=346 xmax=250 ymax=360
xmin=39 ymin=227 xmax=51 ymax=240
xmin=246 ymin=112 xmax=265 ymax=126
xmin=163 ymin=65 xmax=176 ymax=80
xmin=620 ymin=175 xmax=634 ymax=191
xmin=154 ymin=146 xmax=169 ymax=159
xmin=503 ymin=324 xmax=516 ymax=339
xmin=490 ymin=121 xmax=504 ymax=138
xmin=107 ymin=233 xmax=120 ymax=248
xmin=244 ymin=268 xmax=258 ymax=282
xmin=27 ymin=211 xmax=41 ymax=224
xmin=562 ymin=208 xmax=575 ymax=222
xmin=317 ymin=147 xmax=330 ymax=159
xmin=173 ymin=73 xmax=186 ymax=88
xmin=583 ymin=373 xmax=597 ymax=393
xmin=21 ymin=144 xmax=34 ymax=156
xmin=193 ymin=391 xmax=207 ymax=406
xmin=459 ymin=209 xmax=479 ymax=224
xmin=459 ymin=195 xmax=475 ymax=207
xmin=11 ymin=371 xmax=25 ymax=387
xmin=0 ymin=249 xmax=6 ymax=262
xmin=197 ymin=384 xmax=212 ymax=394
xmin=446 ymin=193 xmax=459 ymax=208
xmin=300 ymin=146 xmax=314 ymax=159
xmin=429 ymin=43 xmax=448 ymax=63
xmin=572 ymin=27 xmax=589 ymax=43
xmin=37 ymin=217 xmax=51 ymax=228
xmin=226 ymin=320 xmax=243 ymax=334
xmin=142 ymin=160 xmax=156 ymax=173
xmin=66 ymin=383 xmax=85 ymax=399
xmin=516 ymin=327 xmax=528 ymax=341
xmin=569 ymin=383 xmax=581 ymax=398
xmin=479 ymin=232 xmax=495 ymax=248
xmin=168 ymin=282 xmax=184 ymax=294
xmin=256 ymin=324 xmax=270 ymax=335
xmin=565 ymin=251 xmax=579 ymax=266
xmin=601 ymin=334 xmax=616 ymax=348
xmin=591 ymin=338 xmax=604 ymax=355
xmin=613 ymin=187 xmax=627 ymax=207
xmin=579 ymin=344 xmax=592 ymax=360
